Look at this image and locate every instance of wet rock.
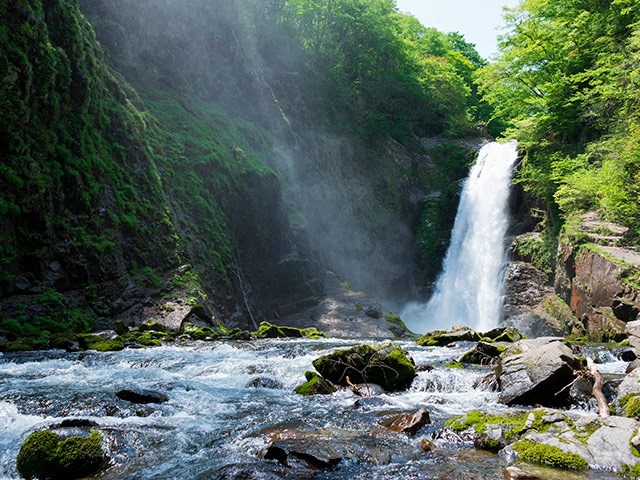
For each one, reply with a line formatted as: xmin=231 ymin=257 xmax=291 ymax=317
xmin=473 ymin=373 xmax=498 ymax=392
xmin=16 ymin=430 xmax=105 ymax=480
xmin=495 ymin=340 xmax=582 ymax=407
xmin=77 ymin=334 xmax=124 ymax=352
xmin=264 ymin=445 xmax=341 ymax=469
xmin=378 ymin=408 xmax=431 ymax=436
xmin=614 ymin=346 xmax=637 ymax=362
xmin=420 ymin=438 xmax=437 ymax=452
xmin=451 ymin=408 xmax=640 ymax=472
xmin=246 ymin=377 xmax=284 ymax=389
xmin=116 ymin=389 xmax=169 ymax=404
xmin=255 ymin=321 xmax=326 ymax=339
xmin=138 ymin=321 xmax=169 ymax=333
xmin=628 ymin=359 xmax=640 ymax=374
xmin=503 ymin=262 xmax=573 ymax=338
xmin=312 ymin=343 xmax=416 ymax=392
xmin=502 ymin=466 xmax=541 ymax=479
xmin=230 ymin=329 xmax=252 ymax=341
xmin=417 ymin=326 xmax=480 ymax=347
xmin=293 ymin=371 xmax=337 ymax=396
xmin=265 ymin=427 xmax=423 ymax=467
xmin=459 ymin=341 xmax=507 ymax=365
xmin=182 ymin=323 xmax=220 ymax=341
xmin=49 ymin=333 xmax=80 ymax=352
xmin=628 ymin=320 xmax=640 ymax=358
xmin=482 ymin=327 xmax=523 ymax=343
xmin=56 ymin=419 xmax=99 ymax=428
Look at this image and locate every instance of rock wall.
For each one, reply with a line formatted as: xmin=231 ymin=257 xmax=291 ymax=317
xmin=505 ymin=210 xmax=640 ymax=340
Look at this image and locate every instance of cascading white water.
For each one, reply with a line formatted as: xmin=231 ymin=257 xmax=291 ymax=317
xmin=403 ymin=141 xmax=519 ymax=334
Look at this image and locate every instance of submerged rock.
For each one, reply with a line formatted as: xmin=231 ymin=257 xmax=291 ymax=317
xmin=312 ymin=343 xmax=416 ymax=392
xmin=246 ymin=377 xmax=284 ymax=389
xmin=16 ymin=430 xmax=105 ymax=479
xmin=495 ymin=340 xmax=582 ymax=407
xmin=378 ymin=409 xmax=431 ymax=436
xmin=116 ymin=389 xmax=169 ymax=404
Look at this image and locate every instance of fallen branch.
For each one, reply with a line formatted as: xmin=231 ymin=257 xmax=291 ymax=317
xmin=587 ymin=358 xmax=610 ymax=418
xmin=345 ymin=376 xmax=361 ymax=396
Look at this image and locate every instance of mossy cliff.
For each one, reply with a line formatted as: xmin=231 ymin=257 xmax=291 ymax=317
xmin=0 ymin=0 xmax=321 ymax=337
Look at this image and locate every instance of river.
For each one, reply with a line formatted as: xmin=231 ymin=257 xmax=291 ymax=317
xmin=0 ymin=339 xmax=625 ymax=479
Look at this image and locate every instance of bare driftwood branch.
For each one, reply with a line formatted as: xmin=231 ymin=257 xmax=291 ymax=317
xmin=345 ymin=376 xmax=361 ymax=396
xmin=587 ymin=357 xmax=610 ymax=418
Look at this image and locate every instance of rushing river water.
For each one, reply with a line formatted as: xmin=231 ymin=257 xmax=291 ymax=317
xmin=0 ymin=339 xmax=625 ymax=479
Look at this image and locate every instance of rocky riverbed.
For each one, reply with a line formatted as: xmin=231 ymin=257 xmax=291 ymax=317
xmin=1 ymin=326 xmax=638 ymax=480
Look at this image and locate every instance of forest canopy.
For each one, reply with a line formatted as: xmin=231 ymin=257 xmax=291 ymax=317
xmin=479 ymin=0 xmax=640 ymax=239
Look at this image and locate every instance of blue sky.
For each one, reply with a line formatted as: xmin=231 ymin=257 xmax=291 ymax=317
xmin=396 ymin=0 xmax=520 ymax=60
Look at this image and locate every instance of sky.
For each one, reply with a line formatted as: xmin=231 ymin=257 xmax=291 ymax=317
xmin=396 ymin=0 xmax=520 ymax=60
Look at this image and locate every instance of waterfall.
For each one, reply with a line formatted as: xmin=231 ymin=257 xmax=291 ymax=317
xmin=403 ymin=141 xmax=519 ymax=334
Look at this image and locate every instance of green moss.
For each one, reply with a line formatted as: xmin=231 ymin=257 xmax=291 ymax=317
xmin=49 ymin=332 xmax=78 ymax=349
xmin=254 ymin=322 xmax=327 ymax=339
xmin=622 ymin=463 xmax=640 ymax=478
xmin=513 ymin=440 xmax=588 ymax=470
xmin=312 ymin=343 xmax=415 ymax=391
xmin=16 ymin=431 xmax=59 ymax=479
xmin=181 ymin=323 xmax=219 ymax=341
xmin=621 ymin=394 xmax=640 ymax=419
xmin=445 ymin=360 xmax=465 ymax=369
xmin=77 ymin=334 xmax=124 ymax=352
xmin=16 ymin=430 xmax=104 ymax=479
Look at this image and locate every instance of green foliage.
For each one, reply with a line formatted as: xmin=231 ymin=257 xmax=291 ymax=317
xmin=480 ymin=0 xmax=640 ymax=238
xmin=513 ymin=440 xmax=588 ymax=470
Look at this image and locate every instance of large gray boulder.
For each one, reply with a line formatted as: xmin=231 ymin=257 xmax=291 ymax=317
xmin=495 ymin=340 xmax=582 ymax=407
xmin=628 ymin=320 xmax=640 ymax=358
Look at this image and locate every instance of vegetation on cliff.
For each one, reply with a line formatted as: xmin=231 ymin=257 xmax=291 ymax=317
xmin=1 ymin=0 xmax=490 ymax=336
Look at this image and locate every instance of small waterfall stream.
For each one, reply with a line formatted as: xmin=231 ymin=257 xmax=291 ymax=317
xmin=403 ymin=141 xmax=519 ymax=334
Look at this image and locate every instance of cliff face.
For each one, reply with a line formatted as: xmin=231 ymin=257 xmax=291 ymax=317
xmin=0 ymin=0 xmax=320 ymax=337
xmin=506 ymin=207 xmax=640 ymax=341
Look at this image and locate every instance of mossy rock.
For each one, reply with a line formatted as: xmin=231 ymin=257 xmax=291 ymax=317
xmin=17 ymin=430 xmax=105 ymax=479
xmin=137 ymin=321 xmax=169 ymax=333
xmin=294 ymin=371 xmax=337 ymax=396
xmin=620 ymin=394 xmax=640 ymax=419
xmin=444 ymin=360 xmax=465 ymax=369
xmin=512 ymin=440 xmax=588 ymax=470
xmin=77 ymin=334 xmax=124 ymax=352
xmin=482 ymin=327 xmax=524 ymax=343
xmin=417 ymin=326 xmax=480 ymax=347
xmin=181 ymin=323 xmax=219 ymax=341
xmin=49 ymin=333 xmax=79 ymax=350
xmin=312 ymin=343 xmax=415 ymax=392
xmin=459 ymin=341 xmax=507 ymax=364
xmin=118 ymin=331 xmax=165 ymax=347
xmin=385 ymin=313 xmax=412 ymax=338
xmin=255 ymin=322 xmax=327 ymax=339
xmin=5 ymin=338 xmax=36 ymax=352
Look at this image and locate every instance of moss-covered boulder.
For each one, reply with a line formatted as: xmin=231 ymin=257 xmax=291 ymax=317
xmin=417 ymin=326 xmax=480 ymax=347
xmin=255 ymin=322 xmax=327 ymax=339
xmin=49 ymin=333 xmax=80 ymax=352
xmin=312 ymin=343 xmax=416 ymax=391
xmin=77 ymin=334 xmax=124 ymax=352
xmin=512 ymin=440 xmax=588 ymax=470
xmin=16 ymin=430 xmax=105 ymax=479
xmin=294 ymin=371 xmax=337 ymax=396
xmin=118 ymin=330 xmax=166 ymax=347
xmin=482 ymin=326 xmax=523 ymax=343
xmin=181 ymin=323 xmax=220 ymax=341
xmin=459 ymin=341 xmax=507 ymax=364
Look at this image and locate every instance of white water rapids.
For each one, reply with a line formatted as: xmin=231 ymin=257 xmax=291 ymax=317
xmin=403 ymin=141 xmax=519 ymax=334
